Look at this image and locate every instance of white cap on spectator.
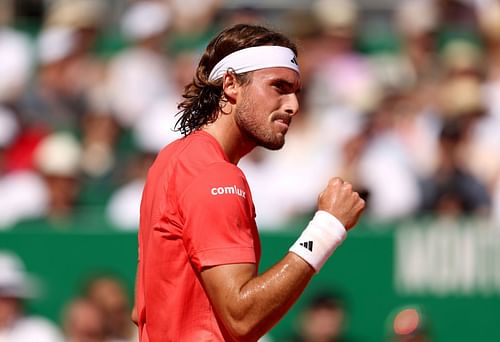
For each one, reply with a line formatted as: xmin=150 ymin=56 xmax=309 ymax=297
xmin=312 ymin=0 xmax=358 ymax=33
xmin=0 ymin=251 xmax=37 ymax=298
xmin=170 ymin=0 xmax=218 ymax=31
xmin=34 ymin=132 xmax=82 ymax=177
xmin=396 ymin=0 xmax=438 ymax=36
xmin=0 ymin=106 xmax=19 ymax=148
xmin=121 ymin=1 xmax=171 ymax=41
xmin=46 ymin=0 xmax=105 ymax=29
xmin=439 ymin=76 xmax=484 ymax=117
xmin=37 ymin=27 xmax=77 ymax=65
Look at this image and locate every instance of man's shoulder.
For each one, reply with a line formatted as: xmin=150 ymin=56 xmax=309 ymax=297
xmin=152 ymin=133 xmax=245 ymax=195
xmin=160 ymin=131 xmax=220 ymax=159
xmin=161 ymin=132 xmax=236 ymax=174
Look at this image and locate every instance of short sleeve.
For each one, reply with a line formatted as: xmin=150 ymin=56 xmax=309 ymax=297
xmin=179 ymin=163 xmax=257 ymax=271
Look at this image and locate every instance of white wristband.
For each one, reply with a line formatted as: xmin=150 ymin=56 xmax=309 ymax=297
xmin=289 ymin=210 xmax=347 ymax=272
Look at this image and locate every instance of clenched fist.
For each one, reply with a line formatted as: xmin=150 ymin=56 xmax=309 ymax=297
xmin=317 ymin=177 xmax=365 ymax=230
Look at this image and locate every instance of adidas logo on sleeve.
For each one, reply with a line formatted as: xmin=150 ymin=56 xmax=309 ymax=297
xmin=299 ymin=241 xmax=313 ymax=252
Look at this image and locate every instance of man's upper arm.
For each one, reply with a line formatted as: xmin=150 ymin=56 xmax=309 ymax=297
xmin=179 ymin=162 xmax=258 ymax=271
xmin=201 ymin=263 xmax=256 ymax=306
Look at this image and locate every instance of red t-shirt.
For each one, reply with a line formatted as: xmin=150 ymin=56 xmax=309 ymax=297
xmin=136 ymin=130 xmax=261 ymax=342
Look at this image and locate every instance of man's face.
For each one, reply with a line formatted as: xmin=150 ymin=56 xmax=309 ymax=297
xmin=234 ymin=67 xmax=300 ymax=150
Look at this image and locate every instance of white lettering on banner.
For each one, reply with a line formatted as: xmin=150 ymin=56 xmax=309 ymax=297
xmin=210 ymin=185 xmax=246 ymax=199
xmin=395 ymin=221 xmax=500 ymax=296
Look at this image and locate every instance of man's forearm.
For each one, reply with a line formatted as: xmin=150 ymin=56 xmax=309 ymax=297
xmin=202 ymin=253 xmax=314 ymax=341
xmin=237 ymin=253 xmax=314 ymax=339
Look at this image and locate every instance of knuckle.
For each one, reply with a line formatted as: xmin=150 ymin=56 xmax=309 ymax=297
xmin=330 ymin=177 xmax=343 ymax=186
xmin=343 ymin=182 xmax=353 ymax=191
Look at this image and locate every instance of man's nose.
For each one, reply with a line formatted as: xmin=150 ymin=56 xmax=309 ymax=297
xmin=284 ymin=93 xmax=299 ymax=116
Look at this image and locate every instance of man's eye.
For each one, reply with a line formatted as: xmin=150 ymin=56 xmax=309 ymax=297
xmin=273 ymin=84 xmax=286 ymax=93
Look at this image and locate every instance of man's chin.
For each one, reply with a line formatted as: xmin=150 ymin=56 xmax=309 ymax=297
xmin=260 ymin=137 xmax=285 ymax=150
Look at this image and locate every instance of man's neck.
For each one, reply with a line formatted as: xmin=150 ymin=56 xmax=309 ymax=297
xmin=202 ymin=115 xmax=255 ymax=165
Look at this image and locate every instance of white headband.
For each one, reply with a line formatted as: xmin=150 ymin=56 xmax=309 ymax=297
xmin=208 ymin=46 xmax=300 ymax=81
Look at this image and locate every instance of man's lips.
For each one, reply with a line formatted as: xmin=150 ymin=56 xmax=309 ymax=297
xmin=274 ymin=118 xmax=290 ymax=132
xmin=273 ymin=114 xmax=291 ymax=128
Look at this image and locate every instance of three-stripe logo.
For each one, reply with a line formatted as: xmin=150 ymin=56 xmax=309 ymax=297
xmin=299 ymin=241 xmax=313 ymax=252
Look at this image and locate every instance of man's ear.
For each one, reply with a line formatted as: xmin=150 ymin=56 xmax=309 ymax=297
xmin=222 ymin=72 xmax=239 ymax=103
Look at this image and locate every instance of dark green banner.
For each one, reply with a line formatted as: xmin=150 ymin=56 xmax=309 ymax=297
xmin=1 ymin=220 xmax=499 ymax=341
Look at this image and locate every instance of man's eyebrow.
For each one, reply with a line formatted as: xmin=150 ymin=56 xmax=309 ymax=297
xmin=272 ymin=78 xmax=302 ymax=93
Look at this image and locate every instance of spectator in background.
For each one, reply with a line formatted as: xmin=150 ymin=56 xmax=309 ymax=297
xmin=20 ymin=26 xmax=83 ymax=131
xmin=78 ymin=108 xmax=121 ymax=208
xmin=342 ymin=93 xmax=425 ymax=221
xmin=0 ymin=108 xmax=47 ymax=229
xmin=308 ymin=0 xmax=380 ymax=116
xmin=62 ymin=298 xmax=106 ymax=342
xmin=421 ymin=121 xmax=491 ymax=217
xmin=0 ymin=250 xmax=64 ymax=342
xmin=106 ymin=0 xmax=175 ymax=129
xmin=44 ymin=0 xmax=106 ymax=98
xmin=7 ymin=131 xmax=85 ymax=230
xmin=0 ymin=11 xmax=33 ymax=106
xmin=420 ymin=75 xmax=491 ymax=217
xmin=394 ymin=0 xmax=439 ymax=81
xmin=33 ymin=132 xmax=83 ymax=224
xmin=288 ymin=292 xmax=358 ymax=342
xmin=476 ymin=2 xmax=500 ymax=224
xmin=19 ymin=0 xmax=106 ymax=133
xmin=84 ymin=275 xmax=138 ymax=342
xmin=166 ymin=0 xmax=221 ymax=52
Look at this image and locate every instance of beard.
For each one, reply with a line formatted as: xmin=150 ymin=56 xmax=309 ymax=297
xmin=234 ymin=94 xmax=286 ymax=151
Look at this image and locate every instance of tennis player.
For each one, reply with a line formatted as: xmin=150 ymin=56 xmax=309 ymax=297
xmin=134 ymin=24 xmax=365 ymax=342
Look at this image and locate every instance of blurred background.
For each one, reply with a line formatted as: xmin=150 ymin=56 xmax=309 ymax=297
xmin=1 ymin=0 xmax=500 ymax=341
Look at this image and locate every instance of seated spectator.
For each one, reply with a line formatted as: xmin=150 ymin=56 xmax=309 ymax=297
xmin=106 ymin=0 xmax=174 ymax=129
xmin=0 ymin=250 xmax=64 ymax=342
xmin=0 ymin=22 xmax=33 ymax=105
xmin=0 ymin=107 xmax=47 ymax=229
xmin=421 ymin=120 xmax=491 ymax=217
xmin=421 ymin=76 xmax=491 ymax=217
xmin=288 ymin=291 xmax=359 ymax=342
xmin=34 ymin=131 xmax=83 ymax=223
xmin=62 ymin=297 xmax=106 ymax=342
xmin=83 ymin=275 xmax=138 ymax=342
xmin=10 ymin=131 xmax=88 ymax=230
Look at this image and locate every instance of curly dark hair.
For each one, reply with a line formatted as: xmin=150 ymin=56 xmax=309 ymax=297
xmin=175 ymin=24 xmax=298 ymax=135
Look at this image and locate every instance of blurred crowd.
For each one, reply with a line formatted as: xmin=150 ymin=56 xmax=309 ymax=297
xmin=1 ymin=0 xmax=500 ymax=231
xmin=1 ymin=247 xmax=429 ymax=342
xmin=0 ymin=250 xmax=138 ymax=342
